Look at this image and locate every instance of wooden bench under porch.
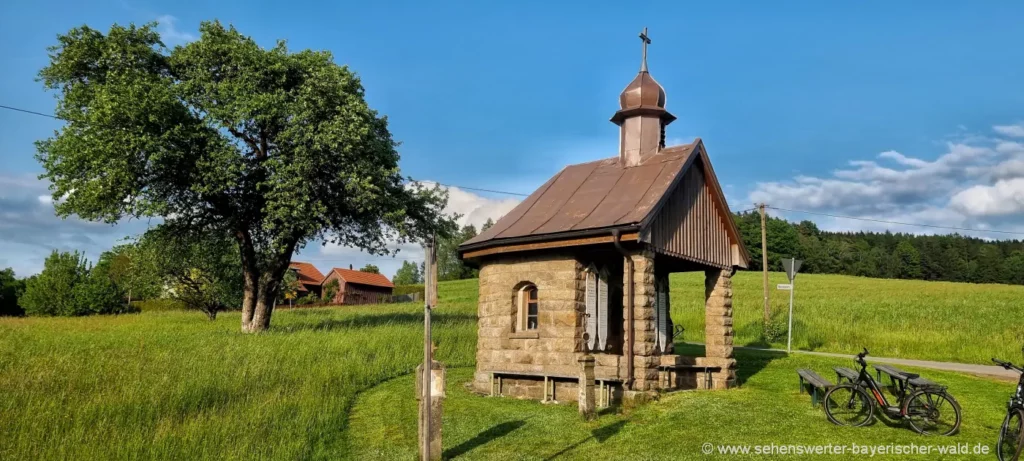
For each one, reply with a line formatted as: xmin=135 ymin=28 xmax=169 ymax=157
xmin=488 ymin=371 xmax=622 ymax=408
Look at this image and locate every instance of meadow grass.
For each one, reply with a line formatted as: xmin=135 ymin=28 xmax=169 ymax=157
xmin=1 ymin=274 xmax=1021 ymax=459
xmin=349 ymin=347 xmax=1016 ymax=460
xmin=0 ymin=288 xmax=478 ymax=460
xmin=669 ymin=271 xmax=1024 ymax=364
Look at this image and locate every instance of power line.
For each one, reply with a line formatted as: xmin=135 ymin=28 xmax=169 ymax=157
xmin=767 ymin=205 xmax=1024 ymax=237
xmin=409 ymin=180 xmax=529 ymax=197
xmin=0 ymin=104 xmax=61 ymax=120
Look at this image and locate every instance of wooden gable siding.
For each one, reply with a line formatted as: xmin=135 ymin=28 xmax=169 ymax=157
xmin=645 ymin=159 xmax=734 ymax=269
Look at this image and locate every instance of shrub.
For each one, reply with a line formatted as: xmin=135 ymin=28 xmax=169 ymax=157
xmin=131 ymin=298 xmax=187 ymax=313
xmin=762 ymin=311 xmax=789 ymax=344
xmin=322 ymin=279 xmax=340 ymax=302
xmin=296 ymin=293 xmax=318 ymax=305
xmin=393 ymin=285 xmax=425 ymax=298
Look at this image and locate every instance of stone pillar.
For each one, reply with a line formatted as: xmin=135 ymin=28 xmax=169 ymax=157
xmin=416 ymin=359 xmax=445 ymax=460
xmin=704 ymin=269 xmax=737 ymax=389
xmin=626 ymin=250 xmax=659 ymax=390
xmin=578 ymin=355 xmax=596 ymax=420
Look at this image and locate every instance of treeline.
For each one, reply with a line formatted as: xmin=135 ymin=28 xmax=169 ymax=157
xmin=733 ymin=212 xmax=1024 ymax=285
xmin=0 ymin=229 xmax=245 ymax=319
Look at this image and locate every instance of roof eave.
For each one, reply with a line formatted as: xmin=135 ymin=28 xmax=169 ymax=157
xmin=458 ymin=224 xmax=642 ymax=259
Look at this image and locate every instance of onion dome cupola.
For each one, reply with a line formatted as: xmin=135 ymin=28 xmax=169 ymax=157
xmin=611 ymin=28 xmax=677 ymax=167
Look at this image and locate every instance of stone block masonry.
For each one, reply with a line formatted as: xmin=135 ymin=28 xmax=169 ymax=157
xmin=704 ymin=269 xmax=737 ymax=389
xmin=473 ymin=253 xmax=585 ymax=393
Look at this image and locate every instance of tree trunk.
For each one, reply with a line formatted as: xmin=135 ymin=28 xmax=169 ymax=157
xmin=236 ymin=229 xmax=260 ymax=333
xmin=240 ymin=268 xmax=259 ymax=332
xmin=252 ymin=288 xmax=275 ymax=331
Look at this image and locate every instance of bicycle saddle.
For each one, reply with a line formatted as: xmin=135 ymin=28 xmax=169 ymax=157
xmin=903 ymin=373 xmax=920 ymax=380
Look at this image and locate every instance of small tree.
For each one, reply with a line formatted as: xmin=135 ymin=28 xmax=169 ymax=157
xmin=21 ymin=250 xmax=88 ymax=316
xmin=139 ymin=227 xmax=242 ymax=320
xmin=278 ymin=269 xmax=301 ymax=307
xmin=359 ymin=264 xmax=380 ymax=274
xmin=392 ymin=260 xmax=422 ymax=285
xmin=0 ymin=268 xmax=26 ymax=316
xmin=322 ymin=278 xmax=340 ymax=303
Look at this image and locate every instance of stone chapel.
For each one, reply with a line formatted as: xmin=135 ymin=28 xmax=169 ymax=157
xmin=457 ymin=30 xmax=750 ymax=403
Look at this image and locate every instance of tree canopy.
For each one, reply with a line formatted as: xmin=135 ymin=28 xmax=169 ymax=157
xmin=392 ymin=260 xmax=422 ymax=286
xmin=36 ymin=21 xmax=453 ymax=331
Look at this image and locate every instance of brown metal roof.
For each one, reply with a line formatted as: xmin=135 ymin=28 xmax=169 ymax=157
xmin=462 ymin=141 xmax=699 ymax=248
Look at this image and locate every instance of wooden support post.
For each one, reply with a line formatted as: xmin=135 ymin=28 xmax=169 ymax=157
xmin=759 ymin=203 xmax=770 ymax=324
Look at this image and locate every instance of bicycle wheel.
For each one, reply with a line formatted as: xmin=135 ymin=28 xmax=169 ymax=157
xmin=824 ymin=384 xmax=875 ymax=427
xmin=904 ymin=389 xmax=962 ymax=436
xmin=998 ymin=408 xmax=1024 ymax=461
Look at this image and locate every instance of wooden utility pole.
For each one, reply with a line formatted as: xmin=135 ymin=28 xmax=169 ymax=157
xmin=759 ymin=203 xmax=770 ymax=323
xmin=420 ymin=235 xmax=441 ymax=461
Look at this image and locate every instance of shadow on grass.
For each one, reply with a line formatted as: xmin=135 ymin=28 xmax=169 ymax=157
xmin=542 ymin=420 xmax=628 ymax=460
xmin=444 ymin=420 xmax=527 ymax=459
xmin=674 ymin=342 xmax=783 ymax=386
xmin=272 ymin=312 xmax=477 ymax=332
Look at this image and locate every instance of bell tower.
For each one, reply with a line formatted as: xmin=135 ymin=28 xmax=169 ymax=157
xmin=611 ymin=28 xmax=676 ymax=167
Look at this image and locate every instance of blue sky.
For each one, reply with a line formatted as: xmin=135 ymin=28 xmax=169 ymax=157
xmin=3 ymin=1 xmax=1024 ymax=277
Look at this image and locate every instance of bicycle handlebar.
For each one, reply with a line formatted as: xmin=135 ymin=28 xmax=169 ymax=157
xmin=855 ymin=348 xmax=868 ymax=367
xmin=993 ymin=358 xmax=1024 ymax=373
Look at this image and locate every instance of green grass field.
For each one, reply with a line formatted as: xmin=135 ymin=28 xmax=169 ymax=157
xmin=670 ymin=271 xmax=1024 ymax=365
xmin=1 ymin=273 xmax=1022 ymax=459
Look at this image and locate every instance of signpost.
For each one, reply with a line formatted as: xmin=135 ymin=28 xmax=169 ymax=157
xmin=781 ymin=258 xmax=802 ymax=353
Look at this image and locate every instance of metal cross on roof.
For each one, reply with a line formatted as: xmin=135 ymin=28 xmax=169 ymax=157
xmin=639 ymin=27 xmax=651 ymax=72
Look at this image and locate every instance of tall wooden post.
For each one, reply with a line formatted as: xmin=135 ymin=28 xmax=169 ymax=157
xmin=419 ymin=235 xmax=441 ymax=461
xmin=759 ymin=203 xmax=770 ymax=323
xmin=421 ymin=236 xmax=434 ymax=461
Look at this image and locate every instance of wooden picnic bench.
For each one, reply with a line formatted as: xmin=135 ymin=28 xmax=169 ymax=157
xmin=488 ymin=371 xmax=622 ymax=407
xmin=796 ymin=369 xmax=833 ymax=407
xmin=833 ymin=366 xmax=860 ymax=384
xmin=873 ymin=364 xmax=943 ymax=398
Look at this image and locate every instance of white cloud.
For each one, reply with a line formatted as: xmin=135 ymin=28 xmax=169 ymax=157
xmin=950 ymin=178 xmax=1024 ymax=217
xmin=994 ymin=122 xmax=1024 ymax=138
xmin=748 ymin=122 xmax=1024 ymax=238
xmin=156 ymin=15 xmax=196 ymax=45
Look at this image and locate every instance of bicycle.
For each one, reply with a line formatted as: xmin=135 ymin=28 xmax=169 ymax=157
xmin=993 ymin=357 xmax=1024 ymax=461
xmin=823 ymin=348 xmax=961 ymax=436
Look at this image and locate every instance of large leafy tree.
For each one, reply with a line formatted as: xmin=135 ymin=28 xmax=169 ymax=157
xmin=36 ymin=21 xmax=452 ymax=332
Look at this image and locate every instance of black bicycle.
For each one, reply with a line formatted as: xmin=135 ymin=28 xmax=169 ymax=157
xmin=993 ymin=358 xmax=1024 ymax=461
xmin=823 ymin=348 xmax=961 ymax=435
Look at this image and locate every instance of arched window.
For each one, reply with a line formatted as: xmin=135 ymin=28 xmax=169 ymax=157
xmin=517 ymin=284 xmax=539 ymax=331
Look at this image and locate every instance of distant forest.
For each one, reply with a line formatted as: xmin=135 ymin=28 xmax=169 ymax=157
xmin=732 ymin=211 xmax=1024 ymax=285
